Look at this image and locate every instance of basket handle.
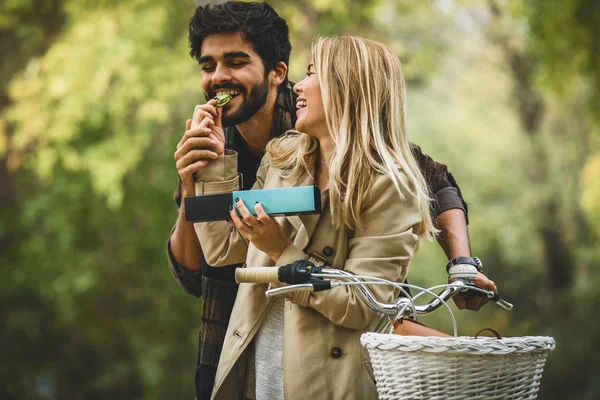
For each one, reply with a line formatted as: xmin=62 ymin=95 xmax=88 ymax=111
xmin=474 ymin=328 xmax=503 ymax=339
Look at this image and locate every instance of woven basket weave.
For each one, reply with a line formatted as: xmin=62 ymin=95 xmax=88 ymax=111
xmin=360 ymin=333 xmax=555 ymax=400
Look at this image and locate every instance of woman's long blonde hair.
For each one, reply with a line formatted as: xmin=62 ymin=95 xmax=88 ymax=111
xmin=268 ymin=36 xmax=436 ymax=242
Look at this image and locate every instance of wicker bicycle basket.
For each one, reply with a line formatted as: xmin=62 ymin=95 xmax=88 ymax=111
xmin=360 ymin=333 xmax=555 ymax=400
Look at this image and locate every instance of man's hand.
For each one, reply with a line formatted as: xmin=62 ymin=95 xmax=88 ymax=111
xmin=450 ymin=272 xmax=497 ymax=311
xmin=174 ymin=99 xmax=226 ymax=197
xmin=228 ymin=199 xmax=290 ymax=263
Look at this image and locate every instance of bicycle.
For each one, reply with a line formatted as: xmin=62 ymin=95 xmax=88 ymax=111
xmin=235 ymin=261 xmax=555 ymax=400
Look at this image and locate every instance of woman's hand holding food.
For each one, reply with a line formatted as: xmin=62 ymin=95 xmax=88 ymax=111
xmin=174 ymin=97 xmax=226 ymax=197
xmin=229 ymin=198 xmax=290 ymax=263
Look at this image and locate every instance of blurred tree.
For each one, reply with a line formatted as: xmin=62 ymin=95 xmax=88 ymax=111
xmin=1 ymin=0 xmax=202 ymax=398
xmin=514 ymin=0 xmax=600 ymax=243
xmin=486 ymin=1 xmax=600 ymax=398
xmin=0 ymin=0 xmax=67 ymax=279
xmin=487 ymin=0 xmax=576 ymax=292
xmin=525 ymin=0 xmax=600 ymax=124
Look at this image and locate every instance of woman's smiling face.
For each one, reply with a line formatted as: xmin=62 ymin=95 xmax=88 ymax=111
xmin=293 ymin=63 xmax=328 ymax=138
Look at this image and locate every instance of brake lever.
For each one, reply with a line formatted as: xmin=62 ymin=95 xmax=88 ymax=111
xmin=460 ymin=281 xmax=513 ymax=311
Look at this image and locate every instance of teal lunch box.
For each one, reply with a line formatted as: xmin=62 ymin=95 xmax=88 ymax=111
xmin=185 ymin=186 xmax=321 ymax=222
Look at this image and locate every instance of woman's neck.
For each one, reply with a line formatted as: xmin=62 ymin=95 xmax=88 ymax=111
xmin=315 ymin=137 xmax=334 ymax=191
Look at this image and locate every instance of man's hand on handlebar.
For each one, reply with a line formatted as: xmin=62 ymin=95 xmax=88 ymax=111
xmin=449 ymin=272 xmax=497 ymax=311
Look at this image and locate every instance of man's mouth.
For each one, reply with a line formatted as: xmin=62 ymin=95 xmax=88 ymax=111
xmin=212 ymin=89 xmax=242 ymax=98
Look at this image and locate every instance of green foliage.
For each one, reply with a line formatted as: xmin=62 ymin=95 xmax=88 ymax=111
xmin=3 ymin=1 xmax=194 ymax=208
xmin=1 ymin=0 xmax=201 ymax=398
xmin=581 ymin=155 xmax=600 ymax=234
xmin=525 ymin=0 xmax=600 ymax=105
xmin=1 ymin=0 xmax=599 ymax=399
xmin=521 ymin=0 xmax=600 ymax=235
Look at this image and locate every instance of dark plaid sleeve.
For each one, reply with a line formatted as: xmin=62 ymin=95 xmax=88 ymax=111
xmin=166 ymin=232 xmax=241 ymax=298
xmin=167 ymin=179 xmax=205 ymax=298
xmin=166 ymin=235 xmax=204 ymax=298
xmin=410 ymin=142 xmax=469 ymax=223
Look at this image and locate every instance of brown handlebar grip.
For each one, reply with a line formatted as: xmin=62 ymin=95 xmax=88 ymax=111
xmin=235 ymin=267 xmax=280 ymax=284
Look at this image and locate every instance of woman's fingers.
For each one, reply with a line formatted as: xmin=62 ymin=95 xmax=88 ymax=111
xmin=235 ymin=198 xmax=261 ymax=228
xmin=228 ymin=199 xmax=288 ymax=262
xmin=229 ymin=200 xmax=271 ymax=238
xmin=254 ymin=202 xmax=272 ymax=224
xmin=229 ymin=198 xmax=257 ymax=235
xmin=229 ymin=204 xmax=247 ymax=232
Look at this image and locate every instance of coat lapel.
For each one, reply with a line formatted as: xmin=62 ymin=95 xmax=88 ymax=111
xmin=293 ymin=213 xmax=322 ymax=249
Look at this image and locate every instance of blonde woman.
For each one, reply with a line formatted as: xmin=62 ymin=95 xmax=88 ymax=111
xmin=193 ymin=36 xmax=436 ymax=400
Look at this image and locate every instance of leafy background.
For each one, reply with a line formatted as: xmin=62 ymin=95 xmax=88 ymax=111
xmin=1 ymin=0 xmax=598 ymax=399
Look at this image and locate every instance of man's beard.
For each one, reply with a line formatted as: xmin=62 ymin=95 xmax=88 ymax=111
xmin=207 ymin=78 xmax=269 ymax=126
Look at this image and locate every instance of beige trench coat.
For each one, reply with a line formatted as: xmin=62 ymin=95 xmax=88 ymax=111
xmin=193 ymin=137 xmax=422 ymax=400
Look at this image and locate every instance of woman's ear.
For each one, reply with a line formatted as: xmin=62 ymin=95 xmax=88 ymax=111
xmin=270 ymin=61 xmax=288 ymax=86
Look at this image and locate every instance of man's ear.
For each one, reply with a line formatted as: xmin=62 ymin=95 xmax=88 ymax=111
xmin=270 ymin=61 xmax=288 ymax=86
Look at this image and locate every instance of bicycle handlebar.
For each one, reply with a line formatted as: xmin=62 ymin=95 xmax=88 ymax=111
xmin=235 ymin=267 xmax=280 ymax=284
xmin=235 ymin=261 xmax=513 ymax=318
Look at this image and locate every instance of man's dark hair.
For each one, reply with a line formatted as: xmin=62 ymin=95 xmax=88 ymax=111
xmin=189 ymin=1 xmax=292 ymax=84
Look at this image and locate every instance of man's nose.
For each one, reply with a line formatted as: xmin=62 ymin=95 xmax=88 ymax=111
xmin=211 ymin=64 xmax=232 ymax=84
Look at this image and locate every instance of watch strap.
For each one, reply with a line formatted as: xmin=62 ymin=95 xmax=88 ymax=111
xmin=446 ymin=256 xmax=483 ymax=273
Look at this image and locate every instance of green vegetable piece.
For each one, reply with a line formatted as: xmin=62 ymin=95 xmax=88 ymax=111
xmin=215 ymin=93 xmax=233 ymax=108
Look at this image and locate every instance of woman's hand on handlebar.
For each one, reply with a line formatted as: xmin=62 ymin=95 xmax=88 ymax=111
xmin=229 ymin=198 xmax=290 ymax=262
xmin=450 ymin=272 xmax=497 ymax=311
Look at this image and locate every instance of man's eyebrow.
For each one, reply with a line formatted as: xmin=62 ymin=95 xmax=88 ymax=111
xmin=198 ymin=52 xmax=251 ymax=64
xmin=198 ymin=55 xmax=214 ymax=64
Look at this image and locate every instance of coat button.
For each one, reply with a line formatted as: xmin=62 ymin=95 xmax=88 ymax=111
xmin=330 ymin=347 xmax=342 ymax=359
xmin=323 ymin=246 xmax=335 ymax=257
